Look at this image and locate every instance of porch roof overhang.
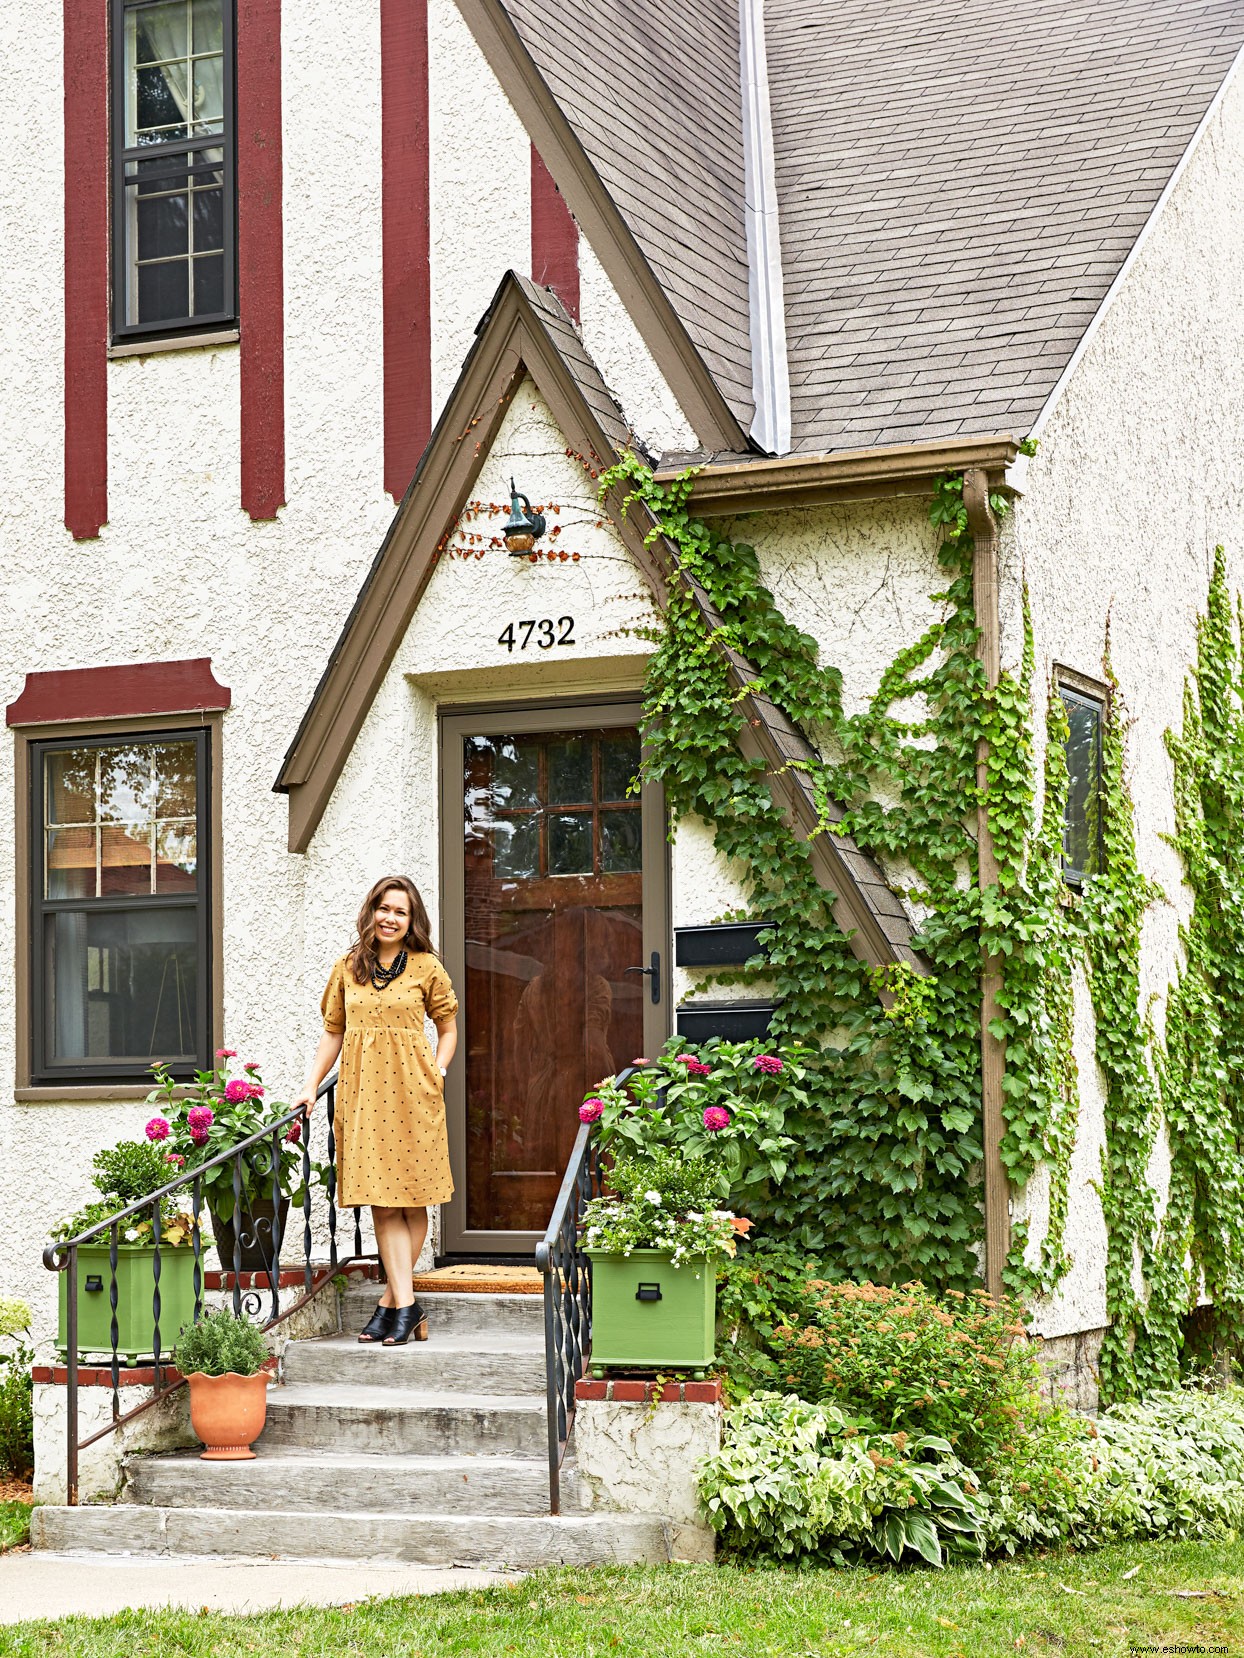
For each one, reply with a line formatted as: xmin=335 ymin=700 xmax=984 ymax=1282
xmin=274 ymin=272 xmax=926 ymax=973
xmin=656 ymin=436 xmax=1021 ymax=516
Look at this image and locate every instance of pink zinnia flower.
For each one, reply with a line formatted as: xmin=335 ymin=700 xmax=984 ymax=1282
xmin=703 ymin=1106 xmax=730 ymax=1133
xmin=215 ymin=1048 xmax=237 ymax=1059
xmin=246 ymin=1083 xmax=264 ymax=1099
xmin=224 ymin=1079 xmax=250 ymax=1103
xmin=145 ymin=1116 xmax=170 ymax=1142
xmin=676 ymin=1055 xmax=712 ymax=1077
xmin=189 ymin=1128 xmax=210 ymax=1147
xmin=165 ymin=1152 xmax=185 ymax=1169
xmin=285 ymin=1120 xmax=302 ymax=1144
xmin=752 ymin=1054 xmax=784 ymax=1075
xmin=187 ymin=1105 xmax=214 ymax=1133
xmin=243 ymin=1060 xmax=260 ymax=1073
xmin=579 ymin=1097 xmax=604 ymax=1124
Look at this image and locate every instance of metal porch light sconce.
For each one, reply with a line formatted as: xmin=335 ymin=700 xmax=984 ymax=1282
xmin=502 ymin=479 xmax=547 ymax=555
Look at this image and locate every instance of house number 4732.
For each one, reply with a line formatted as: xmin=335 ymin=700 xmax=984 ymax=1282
xmin=497 ymin=617 xmax=576 ymax=651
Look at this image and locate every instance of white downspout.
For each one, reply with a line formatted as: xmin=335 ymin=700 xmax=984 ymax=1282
xmin=739 ymin=0 xmax=790 ymax=456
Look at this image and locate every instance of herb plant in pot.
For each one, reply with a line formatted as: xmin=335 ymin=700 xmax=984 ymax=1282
xmin=50 ymin=1139 xmax=201 ymax=1363
xmin=173 ymin=1306 xmax=273 ymax=1460
xmin=148 ymin=1051 xmax=320 ymax=1276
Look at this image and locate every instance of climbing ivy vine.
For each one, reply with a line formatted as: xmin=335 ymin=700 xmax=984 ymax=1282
xmin=601 ymin=452 xmax=1244 ymax=1396
xmin=600 ymin=455 xmax=1044 ymax=1293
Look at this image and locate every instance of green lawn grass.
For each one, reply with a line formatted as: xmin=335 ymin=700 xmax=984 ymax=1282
xmin=0 ymin=1500 xmax=30 ymax=1553
xmin=0 ymin=1536 xmax=1240 ymax=1657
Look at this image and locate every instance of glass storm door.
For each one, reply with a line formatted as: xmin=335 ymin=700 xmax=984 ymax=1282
xmin=440 ymin=704 xmax=668 ymax=1255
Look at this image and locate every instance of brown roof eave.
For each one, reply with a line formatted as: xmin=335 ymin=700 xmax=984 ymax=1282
xmin=657 ymin=435 xmax=1020 ymax=516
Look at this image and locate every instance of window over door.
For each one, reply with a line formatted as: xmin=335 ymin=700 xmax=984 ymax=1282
xmin=111 ymin=0 xmax=235 ymax=339
xmin=30 ymin=730 xmax=211 ymax=1081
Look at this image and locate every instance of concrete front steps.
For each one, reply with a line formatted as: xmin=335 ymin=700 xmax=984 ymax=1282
xmin=31 ymin=1284 xmax=681 ymax=1567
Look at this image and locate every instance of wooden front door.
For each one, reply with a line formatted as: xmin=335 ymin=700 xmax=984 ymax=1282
xmin=440 ymin=703 xmax=668 ymax=1255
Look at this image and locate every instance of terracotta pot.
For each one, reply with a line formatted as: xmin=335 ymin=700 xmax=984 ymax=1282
xmin=187 ymin=1370 xmax=272 ymax=1461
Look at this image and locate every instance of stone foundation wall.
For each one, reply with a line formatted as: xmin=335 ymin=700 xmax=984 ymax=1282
xmin=572 ymin=1378 xmax=721 ymax=1561
xmin=1035 ymin=1326 xmax=1107 ymax=1414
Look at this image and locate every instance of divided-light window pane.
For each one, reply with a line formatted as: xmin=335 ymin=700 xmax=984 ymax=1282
xmin=115 ymin=0 xmax=233 ymax=335
xmin=35 ymin=733 xmax=208 ymax=1078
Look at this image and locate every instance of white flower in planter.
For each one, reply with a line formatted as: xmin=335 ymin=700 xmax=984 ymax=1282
xmin=644 ymin=1191 xmax=662 ymax=1205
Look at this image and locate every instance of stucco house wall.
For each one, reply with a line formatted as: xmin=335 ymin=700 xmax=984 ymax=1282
xmin=1002 ymin=64 xmax=1244 ymax=1340
xmin=0 ymin=1 xmax=699 ymax=1331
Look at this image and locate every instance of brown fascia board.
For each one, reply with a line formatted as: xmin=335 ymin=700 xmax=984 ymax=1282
xmin=657 ymin=435 xmax=1020 ymax=515
xmin=454 ymin=0 xmax=749 ymax=454
xmin=275 ymin=272 xmax=921 ymax=970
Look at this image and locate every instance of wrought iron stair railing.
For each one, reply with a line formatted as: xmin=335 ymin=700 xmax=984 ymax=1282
xmin=537 ymin=1063 xmax=657 ymax=1515
xmin=42 ymin=1070 xmax=378 ymax=1505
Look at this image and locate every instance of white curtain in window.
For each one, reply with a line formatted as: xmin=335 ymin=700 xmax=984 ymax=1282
xmin=136 ymin=3 xmax=223 ymax=133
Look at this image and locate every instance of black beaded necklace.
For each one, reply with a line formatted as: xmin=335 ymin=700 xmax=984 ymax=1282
xmin=372 ymin=948 xmax=408 ymax=990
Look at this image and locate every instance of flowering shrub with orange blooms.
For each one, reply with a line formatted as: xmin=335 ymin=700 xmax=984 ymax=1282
xmin=766 ymin=1280 xmax=1040 ymax=1474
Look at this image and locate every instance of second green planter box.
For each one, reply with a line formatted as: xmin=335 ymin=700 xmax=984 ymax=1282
xmin=586 ymin=1247 xmax=716 ymax=1377
xmin=57 ymin=1242 xmax=200 ymax=1364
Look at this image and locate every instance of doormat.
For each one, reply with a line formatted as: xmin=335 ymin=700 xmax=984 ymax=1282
xmin=412 ymin=1263 xmax=544 ymax=1295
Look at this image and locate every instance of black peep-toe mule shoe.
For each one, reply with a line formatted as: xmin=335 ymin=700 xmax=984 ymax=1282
xmin=358 ymin=1304 xmax=396 ymax=1344
xmin=383 ymin=1302 xmax=429 ymax=1346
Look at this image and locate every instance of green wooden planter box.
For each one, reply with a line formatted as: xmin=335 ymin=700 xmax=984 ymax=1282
xmin=586 ymin=1248 xmax=716 ymax=1377
xmin=57 ymin=1242 xmax=201 ymax=1363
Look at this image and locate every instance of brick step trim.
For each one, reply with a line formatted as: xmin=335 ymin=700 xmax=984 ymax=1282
xmin=34 ymin=1355 xmax=279 ymax=1388
xmin=575 ymin=1378 xmax=721 ymax=1404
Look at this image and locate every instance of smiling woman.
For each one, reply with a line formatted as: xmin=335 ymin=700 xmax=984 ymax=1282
xmin=294 ymin=876 xmax=459 ymax=1348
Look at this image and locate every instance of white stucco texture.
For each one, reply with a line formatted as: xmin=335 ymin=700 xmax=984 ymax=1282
xmin=1004 ymin=66 xmax=1244 ymax=1335
xmin=574 ymin=1397 xmax=719 ymax=1560
xmin=577 ymin=240 xmax=697 ymax=457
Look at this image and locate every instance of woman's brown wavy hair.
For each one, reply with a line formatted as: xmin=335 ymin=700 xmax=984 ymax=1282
xmin=347 ymin=875 xmax=438 ymax=985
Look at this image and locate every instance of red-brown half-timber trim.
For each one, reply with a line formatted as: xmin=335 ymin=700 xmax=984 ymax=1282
xmin=382 ymin=0 xmax=432 ymax=501
xmin=237 ymin=0 xmax=285 ymax=521
xmin=6 ymin=659 xmax=232 ymax=727
xmin=63 ymin=0 xmax=109 ymax=541
xmin=531 ymin=145 xmax=579 ymax=322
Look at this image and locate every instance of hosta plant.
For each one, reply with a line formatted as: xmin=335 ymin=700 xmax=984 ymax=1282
xmin=699 ymin=1392 xmax=986 ymax=1567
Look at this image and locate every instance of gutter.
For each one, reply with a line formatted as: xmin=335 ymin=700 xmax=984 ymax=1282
xmin=655 ymin=435 xmax=1021 ymax=514
xmin=739 ymin=0 xmax=790 ymax=455
xmin=963 ymin=468 xmax=1010 ymax=1303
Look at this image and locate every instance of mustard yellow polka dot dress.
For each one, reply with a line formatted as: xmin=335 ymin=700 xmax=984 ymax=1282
xmin=320 ymin=953 xmax=459 ymax=1207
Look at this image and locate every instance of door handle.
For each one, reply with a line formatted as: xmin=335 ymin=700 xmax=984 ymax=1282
xmin=624 ymin=951 xmax=661 ymax=1005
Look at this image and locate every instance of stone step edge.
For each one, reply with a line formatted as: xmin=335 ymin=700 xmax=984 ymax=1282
xmin=30 ymin=1504 xmax=683 ymax=1560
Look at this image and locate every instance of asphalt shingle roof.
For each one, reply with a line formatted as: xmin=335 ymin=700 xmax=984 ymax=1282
xmin=500 ymin=0 xmax=1244 ymax=455
xmin=501 ymin=0 xmax=755 ymax=433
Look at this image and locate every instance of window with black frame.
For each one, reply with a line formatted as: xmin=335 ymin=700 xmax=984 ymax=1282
xmin=31 ymin=732 xmax=210 ymax=1082
xmin=1059 ymin=682 xmax=1106 ymax=886
xmin=112 ymin=0 xmax=235 ymax=339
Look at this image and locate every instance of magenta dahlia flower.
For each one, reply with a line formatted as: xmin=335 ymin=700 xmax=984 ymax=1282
xmin=578 ymin=1097 xmax=604 ymax=1124
xmin=187 ymin=1105 xmax=214 ymax=1133
xmin=145 ymin=1116 xmax=170 ymax=1142
xmin=752 ymin=1054 xmax=784 ymax=1075
xmin=703 ymin=1106 xmax=731 ymax=1133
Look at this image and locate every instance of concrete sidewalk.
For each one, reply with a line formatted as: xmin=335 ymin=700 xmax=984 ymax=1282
xmin=0 ymin=1553 xmax=517 ymax=1625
